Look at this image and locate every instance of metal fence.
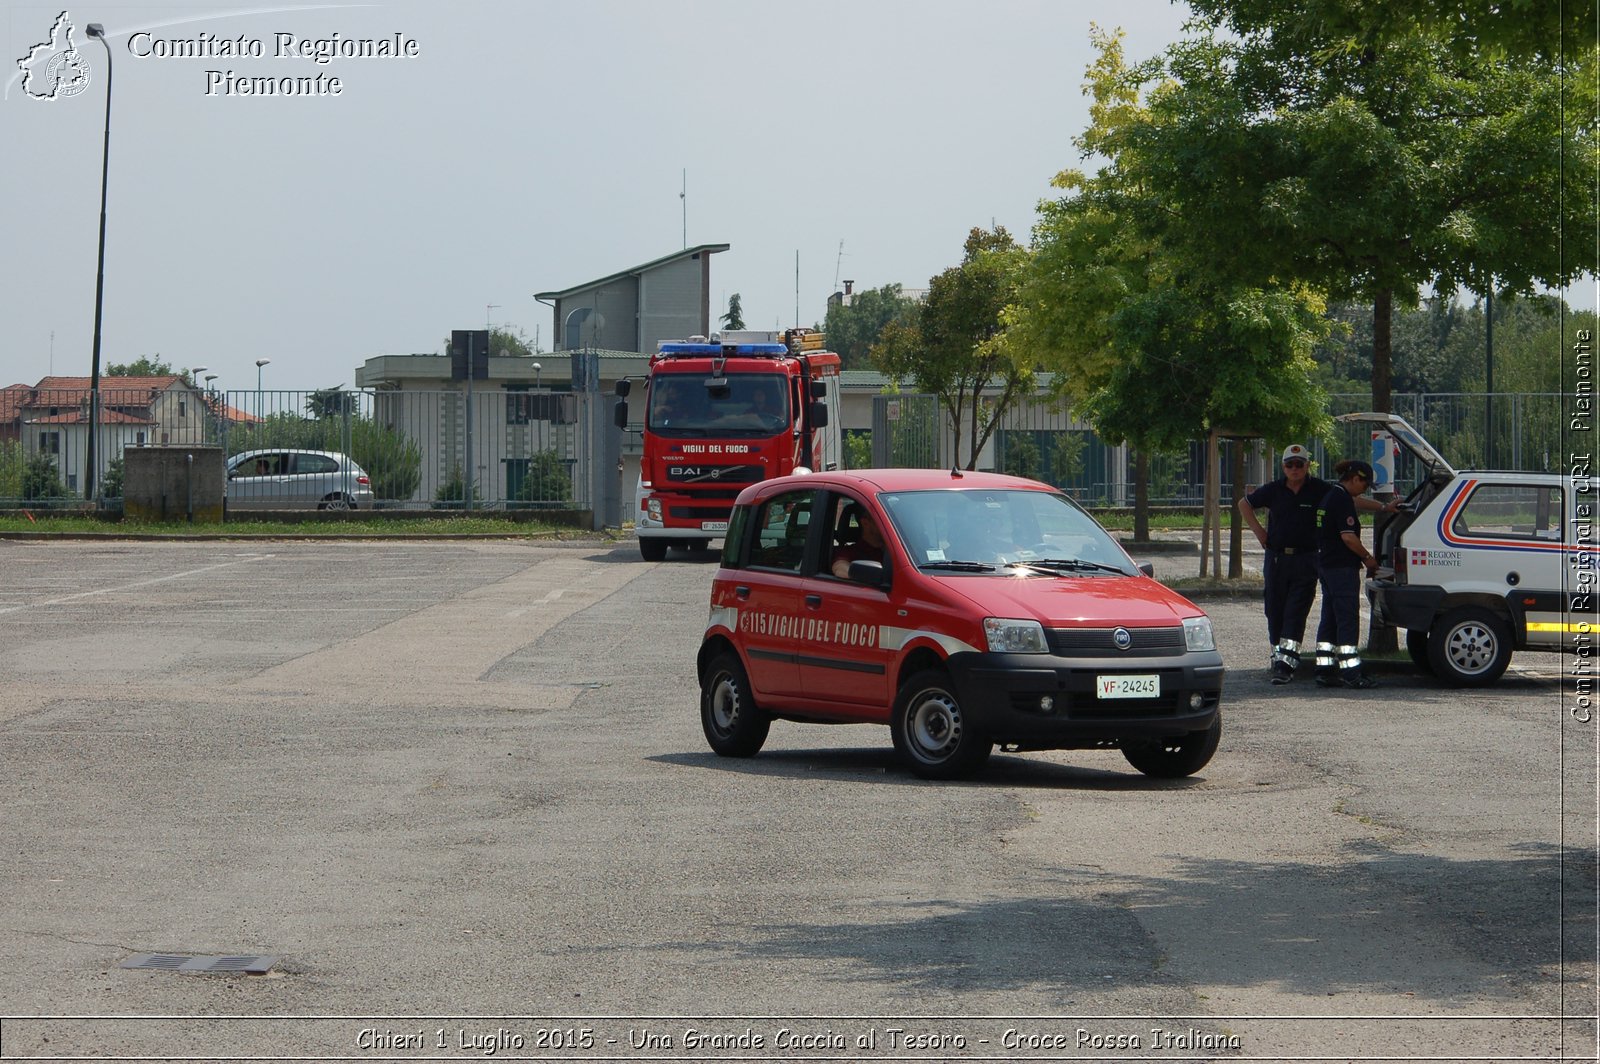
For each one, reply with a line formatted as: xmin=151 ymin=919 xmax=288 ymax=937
xmin=873 ymin=392 xmax=1567 ymax=506
xmin=0 ymin=386 xmax=1566 ymax=510
xmin=0 ymin=387 xmax=583 ymax=509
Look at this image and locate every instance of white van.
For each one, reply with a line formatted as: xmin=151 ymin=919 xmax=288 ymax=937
xmin=1338 ymin=412 xmax=1591 ymax=686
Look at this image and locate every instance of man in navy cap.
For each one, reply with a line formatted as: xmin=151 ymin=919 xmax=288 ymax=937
xmin=1314 ymin=459 xmax=1383 ymax=688
xmin=1240 ymin=444 xmax=1392 ymax=684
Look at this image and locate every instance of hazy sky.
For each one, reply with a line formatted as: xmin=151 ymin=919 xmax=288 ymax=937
xmin=2 ymin=0 xmax=1202 ymax=390
xmin=4 ymin=1 xmax=1590 ymax=396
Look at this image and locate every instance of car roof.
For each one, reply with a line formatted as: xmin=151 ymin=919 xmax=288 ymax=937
xmin=739 ymin=468 xmax=1053 ymax=504
xmin=231 ymin=449 xmax=349 ymax=459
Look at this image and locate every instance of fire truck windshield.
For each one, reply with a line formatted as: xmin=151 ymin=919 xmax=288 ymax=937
xmin=648 ymin=374 xmax=790 ymax=437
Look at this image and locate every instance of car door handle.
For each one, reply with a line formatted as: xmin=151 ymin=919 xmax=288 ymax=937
xmin=735 ymin=585 xmax=750 ymax=600
xmin=805 ymin=594 xmax=823 ymax=609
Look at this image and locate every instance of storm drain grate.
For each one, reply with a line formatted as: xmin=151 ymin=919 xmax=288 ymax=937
xmin=121 ymin=954 xmax=278 ymax=974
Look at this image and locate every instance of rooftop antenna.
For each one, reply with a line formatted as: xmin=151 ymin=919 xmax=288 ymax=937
xmin=833 ymin=240 xmax=845 ymax=290
xmin=680 ymin=169 xmax=687 ymax=249
xmin=795 ymin=250 xmax=800 ymax=326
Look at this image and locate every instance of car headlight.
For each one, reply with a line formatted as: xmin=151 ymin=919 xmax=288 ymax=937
xmin=984 ymin=617 xmax=1049 ymax=654
xmin=1182 ymin=615 xmax=1215 ymax=652
xmin=647 ymin=497 xmax=663 ymax=521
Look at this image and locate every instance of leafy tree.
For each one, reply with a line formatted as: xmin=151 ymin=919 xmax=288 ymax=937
xmin=21 ymin=452 xmax=66 ymax=500
xmin=0 ymin=440 xmax=24 ymax=499
xmin=489 ymin=325 xmax=538 ymax=358
xmin=434 ymin=465 xmax=481 ymax=507
xmin=1003 ymin=432 xmax=1042 ymax=480
xmin=822 ymin=284 xmax=918 ymax=370
xmin=842 ymin=430 xmax=872 ymax=470
xmin=720 ymin=294 xmax=745 ymax=331
xmin=1116 ymin=14 xmax=1594 ymax=413
xmin=306 ymin=388 xmax=358 ymax=419
xmin=872 ymin=227 xmax=1033 ymax=470
xmin=1017 ymin=28 xmax=1330 ymax=541
xmin=106 ymin=355 xmax=173 ymax=377
xmin=515 ymin=449 xmax=572 ymax=503
xmin=100 ymin=456 xmax=125 ymax=498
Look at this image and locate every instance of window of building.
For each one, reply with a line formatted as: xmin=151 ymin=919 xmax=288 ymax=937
xmin=39 ymin=431 xmax=60 ymax=454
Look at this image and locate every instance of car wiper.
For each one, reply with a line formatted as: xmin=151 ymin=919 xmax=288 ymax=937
xmin=918 ymin=560 xmax=998 ymax=572
xmin=1008 ymin=558 xmax=1128 ymax=575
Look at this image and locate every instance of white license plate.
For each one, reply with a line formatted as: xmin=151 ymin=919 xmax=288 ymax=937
xmin=1096 ymin=674 xmax=1160 ymax=699
xmin=699 ymin=521 xmax=728 ymax=532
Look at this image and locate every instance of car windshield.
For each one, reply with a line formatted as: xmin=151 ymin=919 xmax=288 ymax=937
xmin=648 ymin=373 xmax=789 ymax=437
xmin=878 ymin=487 xmax=1134 ymax=575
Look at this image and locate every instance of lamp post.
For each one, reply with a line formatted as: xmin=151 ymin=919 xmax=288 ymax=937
xmin=255 ymin=358 xmax=271 ymax=425
xmin=83 ymin=22 xmax=113 ymax=501
xmin=189 ymin=366 xmax=209 ymax=444
xmin=531 ymin=361 xmax=542 ymax=501
xmin=203 ymin=374 xmax=218 ymax=443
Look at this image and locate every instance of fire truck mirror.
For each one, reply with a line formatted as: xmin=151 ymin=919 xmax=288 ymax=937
xmin=810 ymin=380 xmax=828 ymax=399
xmin=614 ymin=379 xmax=631 ymax=398
xmin=809 ymin=400 xmax=830 ymax=429
xmin=612 ymin=399 xmax=629 ymax=430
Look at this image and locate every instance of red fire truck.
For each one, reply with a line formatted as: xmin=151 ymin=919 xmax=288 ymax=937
xmin=614 ymin=329 xmax=843 ymax=561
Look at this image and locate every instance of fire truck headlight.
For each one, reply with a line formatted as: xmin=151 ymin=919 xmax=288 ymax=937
xmin=1182 ymin=616 xmax=1215 ymax=652
xmin=984 ymin=618 xmax=1049 ymax=654
xmin=647 ymin=497 xmax=663 ymax=521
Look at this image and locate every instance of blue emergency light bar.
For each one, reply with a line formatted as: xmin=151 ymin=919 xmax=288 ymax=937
xmin=657 ymin=342 xmax=788 ymax=356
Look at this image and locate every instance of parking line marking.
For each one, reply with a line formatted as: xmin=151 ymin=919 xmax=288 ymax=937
xmin=0 ymin=555 xmax=275 ymax=615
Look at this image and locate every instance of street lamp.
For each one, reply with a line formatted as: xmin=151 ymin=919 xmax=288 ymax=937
xmin=189 ymin=366 xmax=209 ymax=444
xmin=531 ymin=361 xmax=543 ymax=499
xmin=83 ymin=22 xmax=113 ymax=500
xmin=255 ymin=358 xmax=271 ymax=423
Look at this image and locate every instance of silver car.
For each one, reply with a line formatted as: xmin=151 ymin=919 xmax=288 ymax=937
xmin=226 ymin=449 xmax=375 ymax=510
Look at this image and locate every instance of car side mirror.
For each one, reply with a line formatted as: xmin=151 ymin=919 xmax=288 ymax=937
xmin=1137 ymin=561 xmax=1154 ymax=578
xmin=809 ymin=400 xmax=829 ymax=428
xmin=847 ymin=559 xmax=887 ymax=587
xmin=612 ymin=399 xmax=628 ymax=430
xmin=614 ymin=379 xmax=631 ymax=398
xmin=810 ymin=380 xmax=827 ymax=399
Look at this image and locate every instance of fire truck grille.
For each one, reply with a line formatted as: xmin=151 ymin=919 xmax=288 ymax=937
xmin=1046 ymin=626 xmax=1184 ymax=657
xmin=661 ymin=464 xmax=765 ymax=486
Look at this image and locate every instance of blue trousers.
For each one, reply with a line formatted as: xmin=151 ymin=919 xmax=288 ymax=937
xmin=1262 ymin=549 xmax=1319 ymax=646
xmin=1315 ymin=565 xmax=1364 ymax=674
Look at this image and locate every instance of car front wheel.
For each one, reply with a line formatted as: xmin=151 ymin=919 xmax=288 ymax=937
xmin=1122 ymin=716 xmax=1222 ymax=778
xmin=1427 ymin=607 xmax=1512 ymax=686
xmin=639 ymin=537 xmax=668 ymax=562
xmin=700 ymin=651 xmax=770 ymax=757
xmin=891 ymin=669 xmax=990 ymax=780
xmin=319 ymin=493 xmax=354 ymax=511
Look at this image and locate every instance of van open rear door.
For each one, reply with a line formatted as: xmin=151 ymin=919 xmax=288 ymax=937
xmin=1334 ymin=412 xmax=1457 ymax=479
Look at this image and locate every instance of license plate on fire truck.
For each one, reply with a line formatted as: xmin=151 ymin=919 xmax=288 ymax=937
xmin=1096 ymin=674 xmax=1160 ymax=699
xmin=700 ymin=521 xmax=728 ymax=532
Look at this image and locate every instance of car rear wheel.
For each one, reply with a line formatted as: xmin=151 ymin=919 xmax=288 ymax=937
xmin=700 ymin=651 xmax=770 ymax=757
xmin=1427 ymin=607 xmax=1512 ymax=686
xmin=1122 ymin=716 xmax=1221 ymax=778
xmin=319 ymin=493 xmax=353 ymax=511
xmin=891 ymin=669 xmax=991 ymax=779
xmin=639 ymin=537 xmax=668 ymax=562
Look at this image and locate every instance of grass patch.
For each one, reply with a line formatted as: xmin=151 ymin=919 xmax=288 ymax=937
xmin=0 ymin=514 xmax=595 ymax=537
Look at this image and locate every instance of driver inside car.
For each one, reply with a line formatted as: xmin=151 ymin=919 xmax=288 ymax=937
xmin=831 ymin=504 xmax=887 ymax=578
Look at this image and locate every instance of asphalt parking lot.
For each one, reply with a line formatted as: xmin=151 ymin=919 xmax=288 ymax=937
xmin=0 ymin=537 xmax=1593 ymax=1061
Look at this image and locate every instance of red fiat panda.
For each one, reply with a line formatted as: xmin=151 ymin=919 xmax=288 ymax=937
xmin=697 ymin=469 xmax=1225 ymax=779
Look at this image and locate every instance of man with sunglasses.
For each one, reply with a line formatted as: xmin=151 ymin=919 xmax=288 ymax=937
xmin=1313 ymin=459 xmax=1386 ymax=688
xmin=1240 ymin=444 xmax=1390 ymax=684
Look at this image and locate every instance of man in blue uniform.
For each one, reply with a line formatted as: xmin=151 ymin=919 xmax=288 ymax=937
xmin=1240 ymin=445 xmax=1392 ymax=684
xmin=1314 ymin=459 xmax=1382 ymax=689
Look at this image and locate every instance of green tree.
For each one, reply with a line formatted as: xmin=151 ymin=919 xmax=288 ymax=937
xmin=1017 ymin=28 xmax=1330 ymax=540
xmin=1116 ymin=13 xmax=1594 ymax=413
xmin=306 ymin=388 xmax=358 ymax=419
xmin=872 ymin=227 xmax=1033 ymax=470
xmin=100 ymin=456 xmax=125 ymax=498
xmin=489 ymin=325 xmax=538 ymax=358
xmin=515 ymin=449 xmax=572 ymax=503
xmin=720 ymin=293 xmax=745 ymax=331
xmin=0 ymin=440 xmax=24 ymax=499
xmin=843 ymin=430 xmax=872 ymax=470
xmin=1003 ymin=432 xmax=1042 ymax=479
xmin=822 ymin=284 xmax=918 ymax=370
xmin=434 ymin=465 xmax=481 ymax=508
xmin=21 ymin=452 xmax=66 ymax=500
xmin=106 ymin=355 xmax=173 ymax=377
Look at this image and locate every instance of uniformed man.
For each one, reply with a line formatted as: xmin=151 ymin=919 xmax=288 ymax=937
xmin=1314 ymin=459 xmax=1382 ymax=689
xmin=1239 ymin=444 xmax=1391 ymax=684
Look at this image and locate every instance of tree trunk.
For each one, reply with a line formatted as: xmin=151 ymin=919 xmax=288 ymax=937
xmin=1228 ymin=440 xmax=1245 ymax=579
xmin=1133 ymin=450 xmax=1150 ymax=543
